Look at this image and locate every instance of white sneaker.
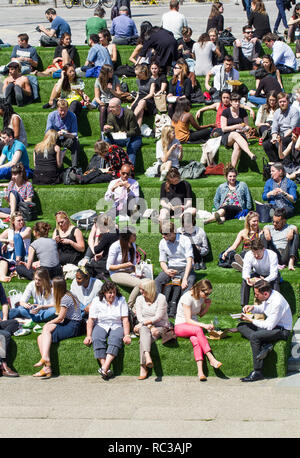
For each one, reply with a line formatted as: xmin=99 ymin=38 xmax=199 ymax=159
xmin=160 ymin=170 xmax=167 ymax=181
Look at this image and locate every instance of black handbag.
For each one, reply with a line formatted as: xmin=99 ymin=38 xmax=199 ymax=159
xmin=262 ymin=157 xmax=271 ymax=181
xmin=218 ymin=30 xmax=236 ymax=46
xmin=18 ymin=201 xmax=38 ymax=221
xmin=218 ymin=250 xmax=236 ymax=268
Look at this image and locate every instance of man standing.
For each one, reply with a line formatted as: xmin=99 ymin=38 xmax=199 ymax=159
xmin=104 ymin=163 xmax=139 ymax=216
xmin=110 ymin=6 xmax=138 ymax=45
xmin=262 ymin=92 xmax=299 ymax=162
xmin=262 ymin=208 xmax=299 ymax=271
xmin=8 ymin=33 xmax=38 ymax=75
xmin=238 ymin=280 xmax=292 ymax=382
xmin=103 ymin=98 xmax=142 ymax=165
xmin=161 ymin=0 xmax=188 ymax=40
xmin=38 ymin=8 xmax=71 ymax=47
xmin=233 ymin=26 xmax=263 ymax=70
xmin=241 ymin=238 xmax=280 ymax=307
xmin=3 ymin=62 xmax=33 ymax=107
xmin=0 ymin=127 xmax=30 ymax=180
xmin=263 ymin=33 xmax=297 ymax=73
xmin=45 ymin=99 xmax=80 ymax=167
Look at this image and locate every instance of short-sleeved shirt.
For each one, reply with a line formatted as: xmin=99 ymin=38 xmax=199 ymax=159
xmin=60 ymin=293 xmax=82 ymax=321
xmin=221 ymin=107 xmax=248 ymax=127
xmin=70 ymin=277 xmax=103 ymax=308
xmin=10 ymin=45 xmax=38 ymax=66
xmin=87 ymin=44 xmax=112 ymax=67
xmin=2 ymin=140 xmax=30 ymax=170
xmin=193 ymin=41 xmax=216 ymax=76
xmin=149 ymin=74 xmax=167 ymax=93
xmin=175 ymin=290 xmax=204 ymax=325
xmin=6 ymin=180 xmax=34 ymax=201
xmin=156 ymin=138 xmax=181 ymax=168
xmin=21 ymin=281 xmax=54 ymax=306
xmin=89 ymin=295 xmax=128 ymax=332
xmin=30 ymin=238 xmax=60 ymax=268
xmin=85 ymin=16 xmax=107 ymax=40
xmin=160 ymin=180 xmax=192 ymax=205
xmin=51 ymin=16 xmax=71 ymax=38
xmin=94 ymin=74 xmax=120 ymax=104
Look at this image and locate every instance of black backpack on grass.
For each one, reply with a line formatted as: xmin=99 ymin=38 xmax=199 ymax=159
xmin=18 ymin=201 xmax=38 ymax=221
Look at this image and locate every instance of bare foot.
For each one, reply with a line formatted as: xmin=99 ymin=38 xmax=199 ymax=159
xmin=0 ymin=276 xmax=12 ymax=283
xmin=288 ymin=261 xmax=295 ymax=271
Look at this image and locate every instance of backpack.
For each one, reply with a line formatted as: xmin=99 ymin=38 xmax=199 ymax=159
xmin=178 ymin=161 xmax=206 ymax=179
xmin=262 ymin=157 xmax=271 ymax=181
xmin=18 ymin=201 xmax=38 ymax=221
xmin=218 ymin=250 xmax=236 ymax=268
xmin=63 ymin=167 xmax=83 ymax=185
xmin=218 ymin=30 xmax=236 ymax=46
xmin=114 ymin=65 xmax=136 ymax=78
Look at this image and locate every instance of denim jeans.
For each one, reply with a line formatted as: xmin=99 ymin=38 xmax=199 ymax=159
xmin=104 ymin=135 xmax=142 ymax=165
xmin=274 ymin=0 xmax=288 ymax=31
xmin=0 ymin=233 xmax=26 ymax=261
xmin=9 ymin=306 xmax=56 ymax=323
xmin=248 ymin=94 xmax=267 ymax=106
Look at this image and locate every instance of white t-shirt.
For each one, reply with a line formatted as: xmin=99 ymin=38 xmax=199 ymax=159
xmin=89 ymin=295 xmax=128 ymax=332
xmin=70 ymin=277 xmax=103 ymax=308
xmin=161 ymin=10 xmax=187 ymax=40
xmin=193 ymin=41 xmax=216 ymax=76
xmin=21 ymin=281 xmax=54 ymax=306
xmin=156 ymin=138 xmax=181 ymax=168
xmin=175 ymin=290 xmax=204 ymax=325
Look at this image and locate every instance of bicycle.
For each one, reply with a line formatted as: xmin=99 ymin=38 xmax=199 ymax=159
xmin=82 ymin=0 xmax=113 ymax=8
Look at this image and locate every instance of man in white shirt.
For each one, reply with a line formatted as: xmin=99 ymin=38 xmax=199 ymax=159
xmin=238 ymin=280 xmax=292 ymax=382
xmin=161 ymin=0 xmax=188 ymax=40
xmin=263 ymin=33 xmax=297 ymax=73
xmin=70 ymin=267 xmax=103 ymax=317
xmin=104 ymin=163 xmax=139 ymax=217
xmin=241 ymin=238 xmax=280 ymax=306
xmin=155 ymin=221 xmax=196 ymax=316
xmin=205 ymin=55 xmax=239 ymax=100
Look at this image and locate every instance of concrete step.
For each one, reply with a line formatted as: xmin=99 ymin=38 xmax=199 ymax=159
xmin=288 ymin=341 xmax=300 ymax=373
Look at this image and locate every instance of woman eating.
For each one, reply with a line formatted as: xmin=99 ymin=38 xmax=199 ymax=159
xmin=53 ymin=210 xmax=85 ymax=266
xmin=156 ymin=125 xmax=183 ymax=181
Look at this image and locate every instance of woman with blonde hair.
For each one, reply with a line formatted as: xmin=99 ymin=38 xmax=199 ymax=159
xmin=53 ymin=210 xmax=85 ymax=266
xmin=9 ymin=267 xmax=56 ymax=323
xmin=174 ymin=279 xmax=222 ymax=381
xmin=33 ymin=129 xmax=65 ymax=185
xmin=33 ymin=276 xmax=82 ymax=378
xmin=131 ymin=64 xmax=156 ymax=127
xmin=156 ymin=125 xmax=183 ymax=181
xmin=134 ymin=278 xmax=169 ymax=380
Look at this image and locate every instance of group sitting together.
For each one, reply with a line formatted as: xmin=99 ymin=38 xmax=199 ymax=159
xmin=0 ymin=0 xmax=299 ymax=384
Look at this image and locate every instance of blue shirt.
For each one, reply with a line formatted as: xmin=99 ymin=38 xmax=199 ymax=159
xmin=10 ymin=45 xmax=38 ymax=66
xmin=2 ymin=140 xmax=30 ymax=169
xmin=110 ymin=15 xmax=138 ymax=38
xmin=87 ymin=44 xmax=112 ymax=67
xmin=262 ymin=177 xmax=297 ymax=208
xmin=214 ymin=180 xmax=252 ymax=210
xmin=46 ymin=110 xmax=78 ymax=137
xmin=51 ymin=16 xmax=71 ymax=38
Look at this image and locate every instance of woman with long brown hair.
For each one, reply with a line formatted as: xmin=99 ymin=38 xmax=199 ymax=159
xmin=93 ymin=64 xmax=122 ymax=130
xmin=248 ymin=0 xmax=271 ymax=39
xmin=33 ymin=276 xmax=82 ymax=378
xmin=206 ymin=2 xmax=224 ymax=33
xmin=167 ymin=60 xmax=192 ymax=118
xmin=53 ymin=210 xmax=85 ymax=266
xmin=193 ymin=32 xmax=219 ymax=76
xmin=175 ymin=279 xmax=222 ymax=381
xmin=255 ymin=91 xmax=278 ymax=138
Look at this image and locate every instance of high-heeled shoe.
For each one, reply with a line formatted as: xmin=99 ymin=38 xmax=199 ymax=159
xmin=146 ymin=361 xmax=154 ymax=369
xmin=33 ymin=366 xmax=52 ymax=378
xmin=199 ymin=375 xmax=207 ymax=382
xmin=138 ymin=365 xmax=148 ymax=380
xmin=211 ymin=361 xmax=222 ymax=370
xmin=34 ymin=358 xmax=49 ymax=368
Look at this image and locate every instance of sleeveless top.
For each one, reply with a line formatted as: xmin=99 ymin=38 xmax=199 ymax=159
xmin=172 ymin=119 xmax=190 ymax=143
xmin=216 ymin=102 xmax=226 ymax=129
xmin=33 ymin=147 xmax=60 ymax=185
xmin=242 ymin=231 xmax=259 ymax=251
xmin=9 ymin=114 xmax=27 ymax=146
xmin=56 ymin=226 xmax=82 ymax=264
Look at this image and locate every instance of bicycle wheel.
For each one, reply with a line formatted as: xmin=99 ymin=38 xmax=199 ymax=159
xmin=102 ymin=0 xmax=113 ymax=7
xmin=64 ymin=0 xmax=74 ymax=8
xmin=83 ymin=0 xmax=97 ymax=8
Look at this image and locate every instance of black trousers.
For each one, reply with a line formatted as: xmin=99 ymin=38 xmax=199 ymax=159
xmin=237 ymin=322 xmax=290 ymax=371
xmin=4 ymin=83 xmax=33 ymax=107
xmin=241 ymin=273 xmax=281 ymax=306
xmin=0 ymin=319 xmax=19 ymax=362
xmin=233 ymin=47 xmax=254 ymax=71
xmin=16 ymin=264 xmax=63 ymax=281
xmin=263 ymin=135 xmax=292 ymax=163
xmin=57 ymin=137 xmax=80 ymax=167
xmin=261 ymin=233 xmax=299 ymax=265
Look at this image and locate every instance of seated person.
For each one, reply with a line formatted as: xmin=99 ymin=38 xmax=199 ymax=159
xmin=78 ymin=34 xmax=112 ymax=76
xmin=241 ymin=238 xmax=280 ymax=306
xmin=205 ymin=55 xmax=239 ymax=100
xmin=238 ymin=280 xmax=292 ymax=382
xmin=83 ymin=280 xmax=131 ymax=380
xmin=255 ymin=91 xmax=278 ymax=139
xmin=0 ymin=163 xmax=33 ymax=219
xmin=177 ymin=26 xmax=195 ymax=63
xmin=16 ymin=222 xmax=63 ymax=281
xmin=104 ymin=163 xmax=139 ymax=217
xmin=233 ymin=25 xmax=263 ymax=70
xmin=263 ymin=32 xmax=297 ymax=74
xmin=278 ymin=127 xmax=300 ymax=180
xmin=156 ymin=125 xmax=183 ymax=181
xmin=103 ymin=98 xmax=142 ymax=166
xmin=292 ymin=87 xmax=300 ymax=116
xmin=85 ymin=6 xmax=107 ymax=42
xmin=208 ymin=27 xmax=225 ymax=65
xmin=38 ymin=8 xmax=71 ymax=48
xmin=193 ymin=33 xmax=218 ymax=77
xmin=110 ymin=6 xmax=138 ymax=45
xmin=172 ymin=96 xmax=213 ymax=145
xmin=205 ymin=164 xmax=252 ymax=224
xmin=220 ymin=93 xmax=256 ymax=167
xmin=262 ymin=208 xmax=299 ymax=271
xmin=70 ymin=267 xmax=103 ymax=318
xmin=9 ymin=267 xmax=56 ymax=323
xmin=43 ymin=64 xmax=92 ymax=115
xmin=32 ymin=130 xmax=65 ymax=185
xmin=7 ymin=33 xmax=38 ymax=75
xmin=248 ymin=74 xmax=282 ymax=106
xmin=0 ymin=127 xmax=30 ymax=180
xmin=0 ymin=100 xmax=27 ymax=148
xmin=70 ymin=141 xmax=133 ymax=184
xmin=53 ymin=210 xmax=85 ymax=266
xmin=149 ymin=58 xmax=168 ymax=94
xmin=262 ymin=92 xmax=299 ymax=163
xmin=167 ymin=60 xmax=192 ymax=118
xmin=99 ymin=29 xmax=118 ymax=67
xmin=130 ymin=64 xmax=156 ymax=128
xmin=155 ymin=220 xmax=196 ymax=316
xmin=0 ymin=289 xmax=19 ymax=376
xmin=45 ymin=98 xmax=80 ymax=167
xmin=159 ymin=167 xmax=196 ymax=221
xmin=0 ymin=211 xmax=31 ymax=283
xmin=262 ymin=163 xmax=297 ymax=220
xmin=34 ymin=33 xmax=77 ymax=77
xmin=251 ymin=54 xmax=283 ymax=92
xmin=177 ymin=214 xmax=209 ymax=270
xmin=2 ymin=62 xmax=33 ymax=107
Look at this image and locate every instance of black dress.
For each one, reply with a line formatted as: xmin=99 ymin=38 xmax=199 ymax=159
xmin=160 ymin=180 xmax=193 ymax=216
xmin=86 ymin=231 xmax=120 ymax=279
xmin=221 ymin=107 xmax=248 ymax=147
xmin=32 ymin=147 xmax=62 ymax=185
xmin=56 ymin=227 xmax=84 ymax=266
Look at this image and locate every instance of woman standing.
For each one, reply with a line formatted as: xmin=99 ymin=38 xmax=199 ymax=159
xmin=0 ymin=100 xmax=27 ymax=148
xmin=0 ymin=163 xmax=34 ymax=219
xmin=83 ymin=281 xmax=131 ymax=380
xmin=33 ymin=277 xmax=82 ymax=378
xmin=220 ymin=93 xmax=256 ymax=167
xmin=0 ymin=211 xmax=31 ymax=282
xmin=156 ymin=125 xmax=183 ymax=181
xmin=131 ymin=64 xmax=156 ymax=127
xmin=32 ymin=130 xmax=65 ymax=185
xmin=93 ymin=64 xmax=122 ymax=130
xmin=248 ymin=0 xmax=271 ymax=39
xmin=174 ymin=279 xmax=222 ymax=381
xmin=193 ymin=33 xmax=218 ymax=76
xmin=53 ymin=210 xmax=85 ymax=266
xmin=206 ymin=2 xmax=224 ymax=33
xmin=9 ymin=267 xmax=56 ymax=323
xmin=134 ymin=279 xmax=169 ymax=380
xmin=206 ymin=164 xmax=252 ymax=224
xmin=172 ymin=96 xmax=212 ymax=144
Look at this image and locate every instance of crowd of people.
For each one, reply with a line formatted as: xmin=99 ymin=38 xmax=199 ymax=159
xmin=0 ymin=0 xmax=299 ymax=383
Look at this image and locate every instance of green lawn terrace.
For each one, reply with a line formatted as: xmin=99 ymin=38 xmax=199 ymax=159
xmin=0 ymin=45 xmax=299 ymax=378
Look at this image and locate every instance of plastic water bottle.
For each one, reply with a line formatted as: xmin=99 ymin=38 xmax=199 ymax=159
xmin=0 ymin=190 xmax=5 ymax=207
xmin=212 ymin=205 xmax=216 ymax=213
xmin=213 ymin=316 xmax=220 ymax=331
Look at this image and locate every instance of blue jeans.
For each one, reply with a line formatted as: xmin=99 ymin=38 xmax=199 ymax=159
xmin=104 ymin=135 xmax=142 ymax=165
xmin=9 ymin=306 xmax=56 ymax=323
xmin=274 ymin=0 xmax=288 ymax=31
xmin=244 ymin=0 xmax=251 ymax=19
xmin=248 ymin=94 xmax=267 ymax=106
xmin=0 ymin=233 xmax=26 ymax=261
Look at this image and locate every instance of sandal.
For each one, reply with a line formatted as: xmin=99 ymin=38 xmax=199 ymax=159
xmin=138 ymin=365 xmax=148 ymax=380
xmin=210 ymin=361 xmax=222 ymax=370
xmin=34 ymin=359 xmax=50 ymax=368
xmin=33 ymin=366 xmax=52 ymax=378
xmin=98 ymin=367 xmax=109 ymax=380
xmin=199 ymin=375 xmax=207 ymax=382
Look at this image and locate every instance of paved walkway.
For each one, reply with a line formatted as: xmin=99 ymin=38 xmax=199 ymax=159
xmin=1 ymin=374 xmax=300 ymax=438
xmin=0 ymin=1 xmax=283 ymax=48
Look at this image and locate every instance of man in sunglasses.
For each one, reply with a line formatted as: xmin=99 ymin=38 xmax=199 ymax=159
xmin=233 ymin=26 xmax=263 ymax=71
xmin=104 ymin=163 xmax=139 ymax=217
